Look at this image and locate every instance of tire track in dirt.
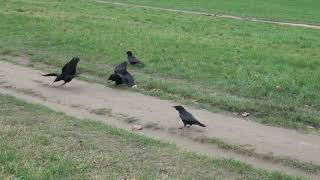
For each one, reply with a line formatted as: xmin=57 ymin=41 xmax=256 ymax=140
xmin=95 ymin=0 xmax=320 ymax=30
xmin=0 ymin=59 xmax=319 ymax=179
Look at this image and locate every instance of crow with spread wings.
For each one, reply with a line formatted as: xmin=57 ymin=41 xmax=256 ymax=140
xmin=42 ymin=57 xmax=80 ymax=86
xmin=108 ymin=61 xmax=135 ymax=87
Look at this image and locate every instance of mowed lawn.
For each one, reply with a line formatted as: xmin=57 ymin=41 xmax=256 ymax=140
xmin=1 ymin=0 xmax=320 ymax=129
xmin=114 ymin=0 xmax=320 ymax=24
xmin=0 ymin=94 xmax=299 ymax=179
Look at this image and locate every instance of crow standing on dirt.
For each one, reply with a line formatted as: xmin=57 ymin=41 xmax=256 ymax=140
xmin=42 ymin=57 xmax=80 ymax=86
xmin=127 ymin=51 xmax=143 ymax=66
xmin=108 ymin=61 xmax=135 ymax=87
xmin=173 ymin=105 xmax=206 ymax=129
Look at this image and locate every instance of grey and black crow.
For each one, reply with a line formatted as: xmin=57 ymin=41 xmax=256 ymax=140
xmin=42 ymin=57 xmax=80 ymax=86
xmin=108 ymin=61 xmax=135 ymax=87
xmin=173 ymin=105 xmax=206 ymax=129
xmin=127 ymin=51 xmax=143 ymax=66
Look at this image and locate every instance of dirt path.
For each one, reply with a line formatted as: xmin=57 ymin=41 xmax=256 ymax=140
xmin=95 ymin=0 xmax=320 ymax=30
xmin=0 ymin=58 xmax=319 ymax=179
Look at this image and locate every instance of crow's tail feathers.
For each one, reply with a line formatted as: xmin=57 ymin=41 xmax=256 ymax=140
xmin=42 ymin=73 xmax=58 ymax=77
xmin=137 ymin=62 xmax=145 ymax=67
xmin=198 ymin=122 xmax=206 ymax=127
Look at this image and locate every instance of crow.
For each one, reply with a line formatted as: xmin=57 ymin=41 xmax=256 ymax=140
xmin=173 ymin=105 xmax=206 ymax=129
xmin=127 ymin=51 xmax=143 ymax=66
xmin=108 ymin=61 xmax=135 ymax=87
xmin=42 ymin=57 xmax=80 ymax=86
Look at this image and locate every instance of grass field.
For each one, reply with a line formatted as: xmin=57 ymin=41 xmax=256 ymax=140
xmin=0 ymin=94 xmax=299 ymax=179
xmin=0 ymin=0 xmax=320 ymax=130
xmin=113 ymin=0 xmax=320 ymax=24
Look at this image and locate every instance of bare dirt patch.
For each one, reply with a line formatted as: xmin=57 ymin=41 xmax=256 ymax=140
xmin=0 ymin=54 xmax=31 ymax=65
xmin=0 ymin=59 xmax=319 ymax=178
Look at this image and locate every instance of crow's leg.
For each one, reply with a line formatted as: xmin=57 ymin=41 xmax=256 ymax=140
xmin=179 ymin=124 xmax=187 ymax=129
xmin=60 ymin=81 xmax=67 ymax=86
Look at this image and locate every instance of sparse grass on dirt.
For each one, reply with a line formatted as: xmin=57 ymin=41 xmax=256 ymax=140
xmin=90 ymin=108 xmax=113 ymax=116
xmin=0 ymin=0 xmax=320 ymax=130
xmin=0 ymin=94 xmax=300 ymax=179
xmin=123 ymin=116 xmax=139 ymax=124
xmin=110 ymin=0 xmax=320 ymax=24
xmin=195 ymin=137 xmax=320 ymax=174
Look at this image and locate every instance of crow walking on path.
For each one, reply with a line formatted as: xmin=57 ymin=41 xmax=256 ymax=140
xmin=42 ymin=57 xmax=80 ymax=86
xmin=108 ymin=61 xmax=135 ymax=87
xmin=127 ymin=51 xmax=143 ymax=66
xmin=173 ymin=105 xmax=206 ymax=129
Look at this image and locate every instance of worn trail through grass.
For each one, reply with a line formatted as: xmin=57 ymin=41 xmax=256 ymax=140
xmin=96 ymin=0 xmax=320 ymax=30
xmin=0 ymin=59 xmax=319 ymax=179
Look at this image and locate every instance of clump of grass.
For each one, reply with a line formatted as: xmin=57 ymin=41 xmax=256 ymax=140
xmin=0 ymin=48 xmax=15 ymax=55
xmin=195 ymin=136 xmax=255 ymax=155
xmin=90 ymin=108 xmax=112 ymax=116
xmin=123 ymin=116 xmax=139 ymax=124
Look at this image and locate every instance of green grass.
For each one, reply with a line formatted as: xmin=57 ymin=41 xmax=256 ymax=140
xmin=112 ymin=0 xmax=320 ymax=24
xmin=0 ymin=94 xmax=301 ymax=179
xmin=0 ymin=0 xmax=320 ymax=130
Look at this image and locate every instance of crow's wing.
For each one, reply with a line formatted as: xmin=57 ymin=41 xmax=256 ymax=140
xmin=123 ymin=72 xmax=135 ymax=86
xmin=128 ymin=56 xmax=141 ymax=64
xmin=62 ymin=57 xmax=80 ymax=75
xmin=113 ymin=62 xmax=134 ymax=86
xmin=114 ymin=61 xmax=128 ymax=74
xmin=108 ymin=73 xmax=124 ymax=85
xmin=42 ymin=73 xmax=59 ymax=77
xmin=179 ymin=111 xmax=199 ymax=123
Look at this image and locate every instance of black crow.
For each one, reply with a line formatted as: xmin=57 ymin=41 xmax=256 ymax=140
xmin=127 ymin=51 xmax=143 ymax=66
xmin=108 ymin=61 xmax=135 ymax=87
xmin=42 ymin=57 xmax=80 ymax=86
xmin=173 ymin=105 xmax=206 ymax=129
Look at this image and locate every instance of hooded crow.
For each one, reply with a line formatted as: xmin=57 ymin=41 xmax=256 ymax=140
xmin=127 ymin=51 xmax=143 ymax=66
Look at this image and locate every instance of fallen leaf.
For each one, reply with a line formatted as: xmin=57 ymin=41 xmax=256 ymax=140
xmin=241 ymin=112 xmax=250 ymax=117
xmin=151 ymin=88 xmax=160 ymax=92
xmin=131 ymin=124 xmax=143 ymax=131
xmin=276 ymin=85 xmax=284 ymax=92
